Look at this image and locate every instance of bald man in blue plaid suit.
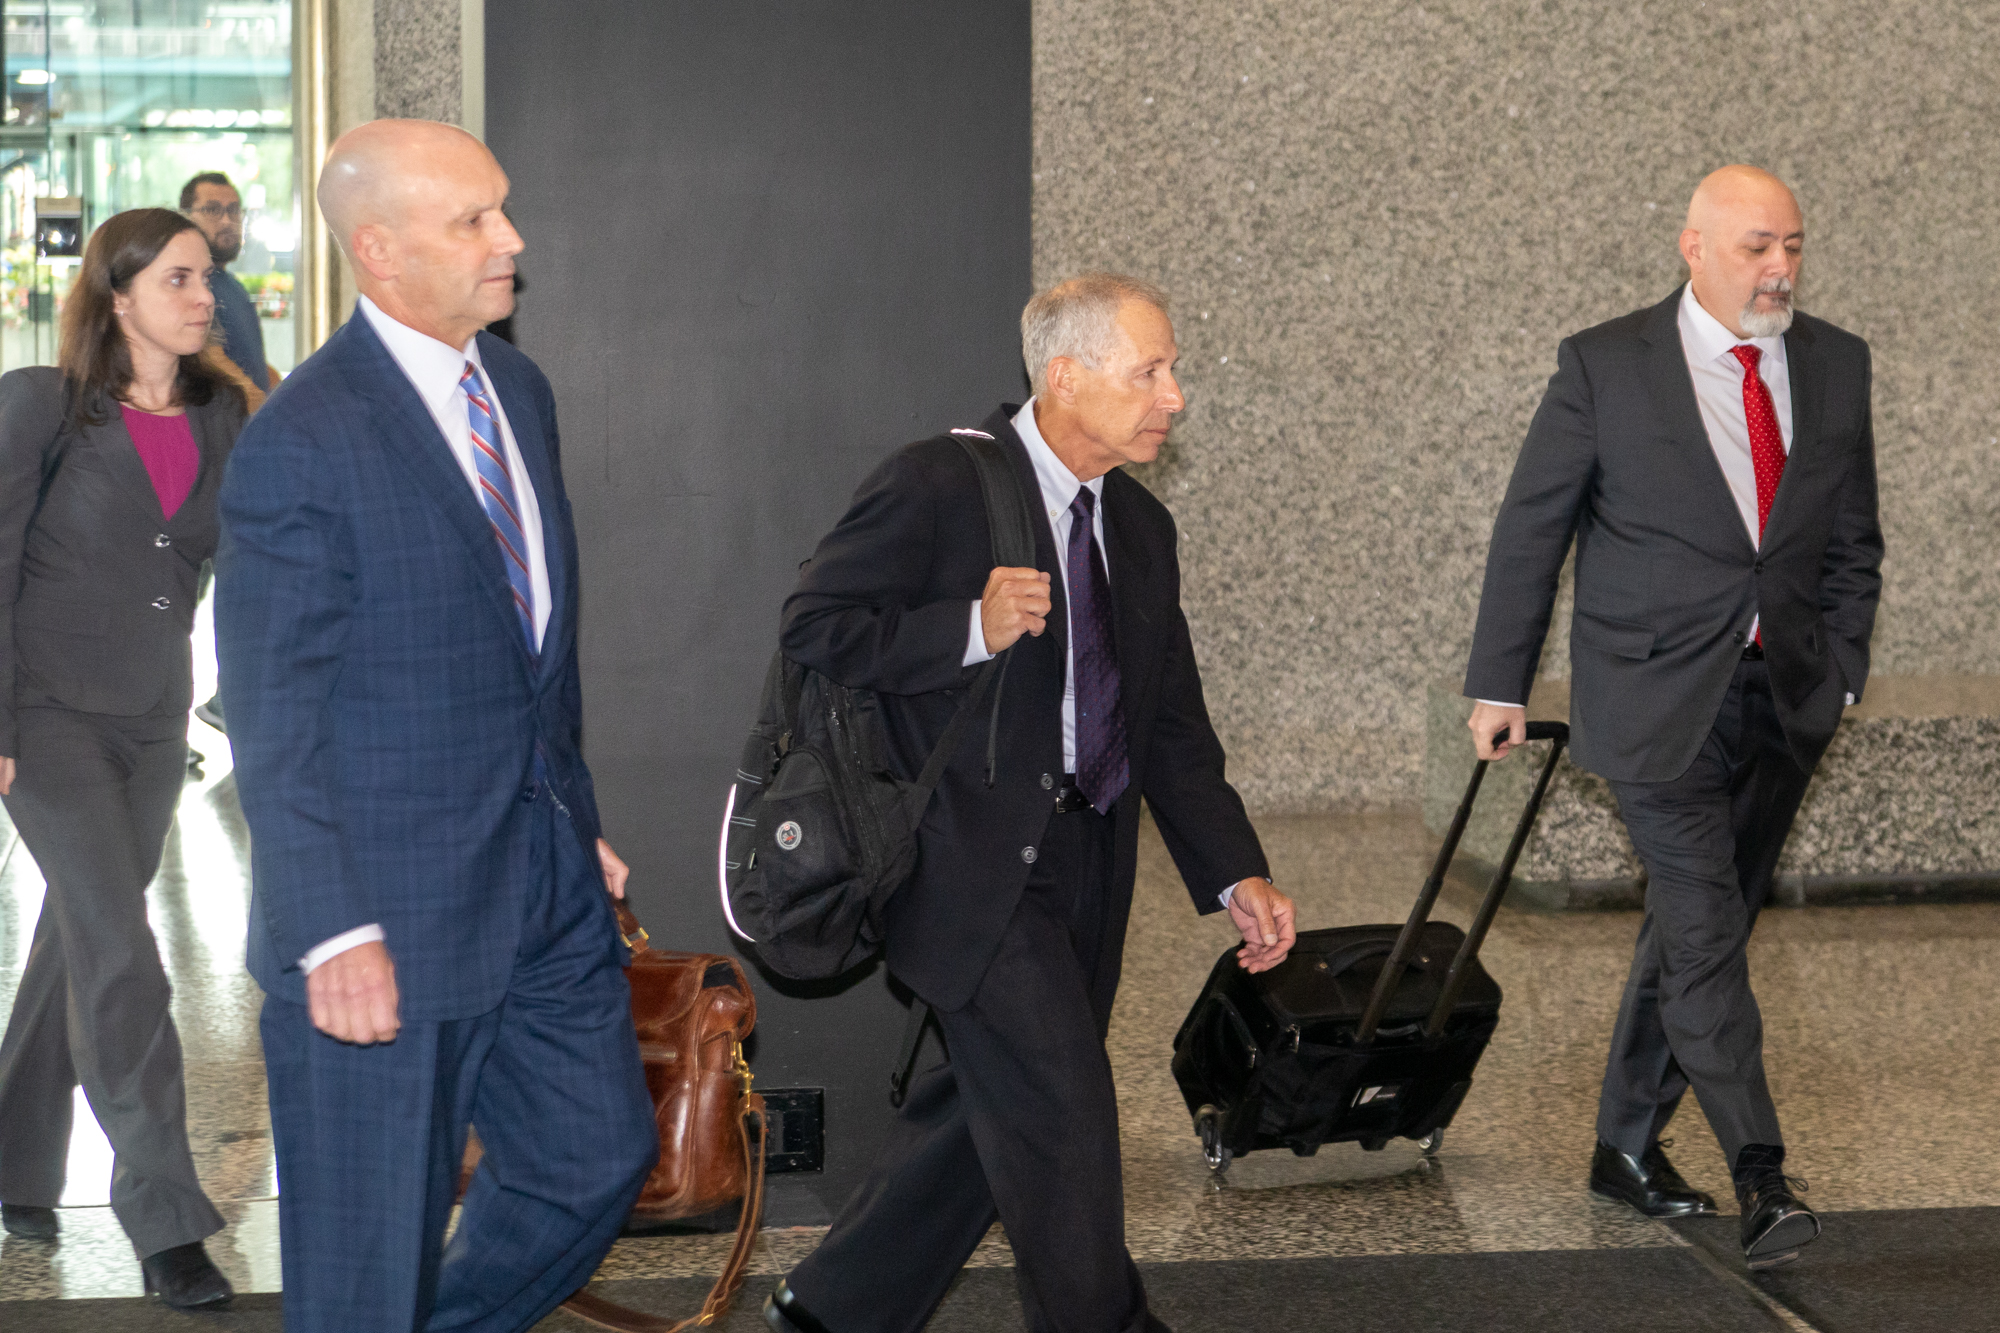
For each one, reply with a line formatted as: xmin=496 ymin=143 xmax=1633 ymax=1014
xmin=217 ymin=120 xmax=656 ymax=1333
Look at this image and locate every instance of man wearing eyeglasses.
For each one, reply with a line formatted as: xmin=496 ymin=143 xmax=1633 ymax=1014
xmin=179 ymin=172 xmax=271 ymax=392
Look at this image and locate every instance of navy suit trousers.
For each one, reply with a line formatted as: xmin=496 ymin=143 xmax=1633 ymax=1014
xmin=261 ymin=785 xmax=657 ymax=1333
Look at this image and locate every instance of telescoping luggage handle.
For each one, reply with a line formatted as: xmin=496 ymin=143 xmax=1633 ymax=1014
xmin=1351 ymin=720 xmax=1570 ymax=1046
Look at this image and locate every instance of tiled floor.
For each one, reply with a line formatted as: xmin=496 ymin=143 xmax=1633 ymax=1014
xmin=3 ymin=602 xmax=1999 ymax=1311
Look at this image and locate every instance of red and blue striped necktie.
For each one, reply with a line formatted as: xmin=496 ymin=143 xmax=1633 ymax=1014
xmin=460 ymin=361 xmax=537 ymax=657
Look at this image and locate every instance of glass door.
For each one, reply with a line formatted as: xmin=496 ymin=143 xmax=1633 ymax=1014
xmin=1 ymin=0 xmax=295 ymax=375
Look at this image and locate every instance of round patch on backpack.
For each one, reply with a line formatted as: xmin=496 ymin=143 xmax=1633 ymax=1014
xmin=776 ymin=821 xmax=803 ymax=851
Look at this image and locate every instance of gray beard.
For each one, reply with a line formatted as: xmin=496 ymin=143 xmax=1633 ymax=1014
xmin=1739 ymin=296 xmax=1794 ymax=338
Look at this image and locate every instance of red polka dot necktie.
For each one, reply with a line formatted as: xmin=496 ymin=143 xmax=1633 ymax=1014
xmin=1730 ymin=344 xmax=1786 ymax=539
xmin=1730 ymin=343 xmax=1785 ymax=646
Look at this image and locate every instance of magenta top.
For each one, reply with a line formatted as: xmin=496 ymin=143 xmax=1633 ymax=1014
xmin=120 ymin=406 xmax=200 ymax=521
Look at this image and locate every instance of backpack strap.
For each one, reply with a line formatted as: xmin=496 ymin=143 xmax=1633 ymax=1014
xmin=904 ymin=653 xmax=1001 ymax=825
xmin=950 ymin=431 xmax=1041 ymax=786
xmin=952 ymin=429 xmax=1038 ymax=568
xmin=888 ymin=1001 xmax=935 ymax=1108
xmin=883 ymin=431 xmax=1041 ymax=1104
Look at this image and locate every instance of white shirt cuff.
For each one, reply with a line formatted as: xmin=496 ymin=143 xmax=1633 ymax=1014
xmin=963 ymin=600 xmax=994 ymax=667
xmin=300 ymin=924 xmax=385 ymax=974
xmin=1845 ymin=692 xmax=1856 ymax=707
xmin=1475 ymin=699 xmax=1523 ymax=709
xmin=1220 ymin=878 xmax=1273 ymax=910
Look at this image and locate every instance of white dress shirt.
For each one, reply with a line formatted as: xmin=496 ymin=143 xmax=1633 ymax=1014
xmin=962 ymin=401 xmax=1246 ymax=910
xmin=300 ymin=298 xmax=553 ymax=975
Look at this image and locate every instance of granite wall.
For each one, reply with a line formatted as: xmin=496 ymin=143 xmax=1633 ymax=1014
xmin=1422 ymin=678 xmax=2000 ymax=909
xmin=369 ymin=0 xmax=463 ymax=124
xmin=1034 ymin=0 xmax=2000 ymax=811
xmin=356 ymin=1 xmax=2000 ymax=813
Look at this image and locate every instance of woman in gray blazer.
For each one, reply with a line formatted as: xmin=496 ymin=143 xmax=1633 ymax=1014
xmin=0 ymin=208 xmax=247 ymax=1308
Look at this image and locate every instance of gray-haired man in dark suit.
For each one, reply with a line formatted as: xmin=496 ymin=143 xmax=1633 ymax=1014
xmin=1464 ymin=165 xmax=1881 ymax=1270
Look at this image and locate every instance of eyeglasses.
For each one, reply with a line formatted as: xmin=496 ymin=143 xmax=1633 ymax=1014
xmin=189 ymin=202 xmax=243 ymax=220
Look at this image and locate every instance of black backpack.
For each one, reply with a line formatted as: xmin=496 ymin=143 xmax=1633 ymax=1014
xmin=720 ymin=430 xmax=1038 ymax=981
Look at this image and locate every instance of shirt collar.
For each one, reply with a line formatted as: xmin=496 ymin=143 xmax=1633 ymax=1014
xmin=357 ymin=294 xmax=488 ymax=417
xmin=1011 ymin=398 xmax=1104 ymax=520
xmin=1678 ymin=282 xmax=1786 ymax=371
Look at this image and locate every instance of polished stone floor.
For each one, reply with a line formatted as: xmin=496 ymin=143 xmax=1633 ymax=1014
xmin=4 ymin=711 xmax=1999 ymax=1319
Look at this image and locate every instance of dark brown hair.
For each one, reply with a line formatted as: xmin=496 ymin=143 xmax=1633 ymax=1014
xmin=59 ymin=207 xmax=243 ymax=425
xmin=179 ymin=171 xmax=234 ymax=211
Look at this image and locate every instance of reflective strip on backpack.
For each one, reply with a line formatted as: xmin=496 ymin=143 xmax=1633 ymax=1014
xmin=718 ymin=783 xmax=755 ymax=942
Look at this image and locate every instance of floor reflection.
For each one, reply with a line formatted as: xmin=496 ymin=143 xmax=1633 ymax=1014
xmin=4 ymin=745 xmax=1999 ymax=1300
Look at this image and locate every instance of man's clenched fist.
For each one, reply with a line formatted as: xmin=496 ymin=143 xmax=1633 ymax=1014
xmin=981 ymin=565 xmax=1052 ymax=655
xmin=307 ymin=940 xmax=400 ymax=1045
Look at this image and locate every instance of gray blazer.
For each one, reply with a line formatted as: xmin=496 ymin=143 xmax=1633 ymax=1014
xmin=0 ymin=366 xmax=245 ymax=755
xmin=1464 ymin=288 xmax=1883 ymax=784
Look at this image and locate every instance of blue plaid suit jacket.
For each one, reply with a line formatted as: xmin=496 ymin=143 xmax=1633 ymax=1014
xmin=218 ymin=313 xmax=605 ymax=1021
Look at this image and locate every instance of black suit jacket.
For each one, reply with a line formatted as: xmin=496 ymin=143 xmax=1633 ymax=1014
xmin=1465 ymin=288 xmax=1883 ymax=783
xmin=782 ymin=405 xmax=1269 ymax=1011
xmin=0 ymin=367 xmax=244 ymax=755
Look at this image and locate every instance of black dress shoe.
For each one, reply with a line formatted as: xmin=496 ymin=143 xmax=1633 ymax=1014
xmin=1738 ymin=1173 xmax=1819 ymax=1269
xmin=194 ymin=695 xmax=226 ymax=732
xmin=1588 ymin=1138 xmax=1718 ymax=1217
xmin=1 ymin=1204 xmax=58 ymax=1239
xmin=141 ymin=1241 xmax=234 ymax=1309
xmin=766 ymin=1278 xmax=833 ymax=1333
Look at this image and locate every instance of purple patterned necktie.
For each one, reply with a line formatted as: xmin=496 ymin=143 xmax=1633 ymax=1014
xmin=1068 ymin=488 xmax=1128 ymax=813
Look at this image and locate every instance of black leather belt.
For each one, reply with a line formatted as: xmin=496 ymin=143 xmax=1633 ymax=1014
xmin=1054 ymin=775 xmax=1093 ymax=814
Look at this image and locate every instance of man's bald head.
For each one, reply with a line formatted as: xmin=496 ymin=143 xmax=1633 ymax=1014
xmin=1680 ymin=165 xmax=1805 ymax=339
xmin=321 ymin=118 xmax=523 ymax=348
xmin=320 ymin=119 xmax=491 ymax=259
xmin=1685 ymin=165 xmax=1800 ymax=237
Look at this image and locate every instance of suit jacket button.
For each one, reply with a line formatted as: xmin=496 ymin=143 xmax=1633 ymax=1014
xmin=1021 ymin=846 xmax=1038 ymax=864
xmin=151 ymin=597 xmax=170 ymax=610
xmin=1754 ymin=560 xmax=1764 ymax=574
xmin=154 ymin=533 xmax=171 ymax=548
xmin=1733 ymin=630 xmax=1746 ymax=646
xmin=1040 ymin=773 xmax=1054 ymax=790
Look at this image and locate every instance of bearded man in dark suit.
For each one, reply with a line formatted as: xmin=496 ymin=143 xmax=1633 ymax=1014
xmin=1465 ymin=165 xmax=1882 ymax=1270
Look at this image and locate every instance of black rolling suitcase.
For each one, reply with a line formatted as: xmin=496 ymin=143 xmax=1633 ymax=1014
xmin=1170 ymin=722 xmax=1568 ymax=1171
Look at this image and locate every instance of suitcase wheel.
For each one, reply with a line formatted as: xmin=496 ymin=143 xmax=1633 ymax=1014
xmin=1195 ymin=1106 xmax=1231 ymax=1175
xmin=1416 ymin=1129 xmax=1444 ymax=1158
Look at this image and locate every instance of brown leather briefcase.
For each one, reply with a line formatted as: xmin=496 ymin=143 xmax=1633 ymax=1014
xmin=560 ymin=900 xmax=770 ymax=1332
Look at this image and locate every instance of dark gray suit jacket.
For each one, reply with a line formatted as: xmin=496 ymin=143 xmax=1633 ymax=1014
xmin=1465 ymin=288 xmax=1883 ymax=783
xmin=0 ymin=367 xmax=244 ymax=756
